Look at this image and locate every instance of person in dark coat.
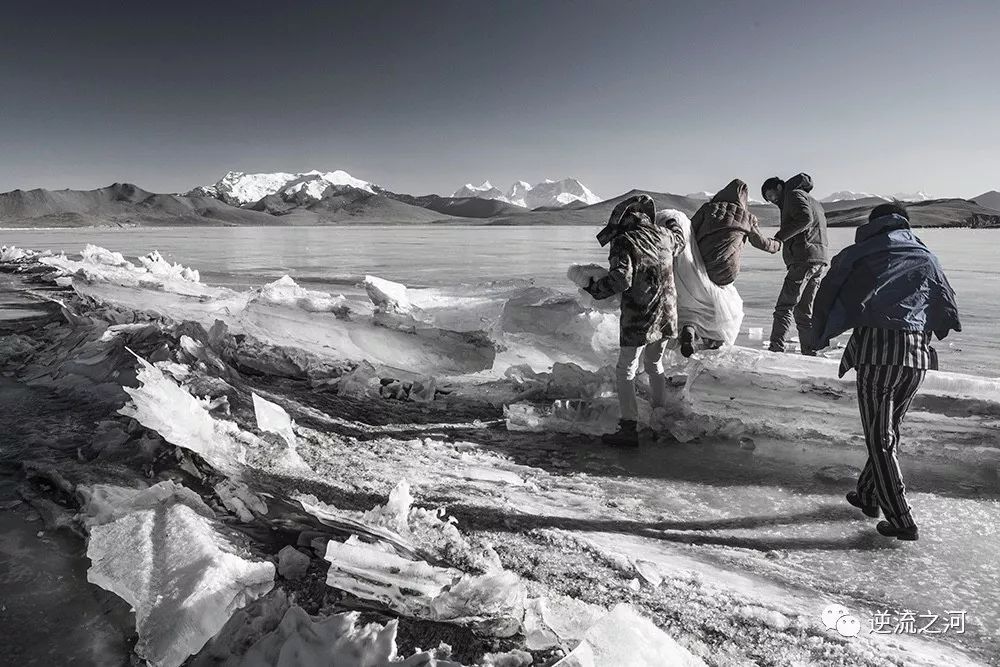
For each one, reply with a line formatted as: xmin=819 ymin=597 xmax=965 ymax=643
xmin=691 ymin=178 xmax=781 ymax=287
xmin=809 ymin=203 xmax=961 ymax=541
xmin=586 ymin=194 xmax=686 ymax=447
xmin=761 ymin=173 xmax=829 ymax=355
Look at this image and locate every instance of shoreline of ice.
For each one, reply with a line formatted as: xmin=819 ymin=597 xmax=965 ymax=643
xmin=2 ymin=244 xmax=997 ymax=666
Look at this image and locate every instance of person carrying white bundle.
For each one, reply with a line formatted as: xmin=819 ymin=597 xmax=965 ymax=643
xmin=663 ymin=208 xmax=745 ymax=357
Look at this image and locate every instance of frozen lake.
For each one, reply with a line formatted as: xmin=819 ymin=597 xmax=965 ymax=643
xmin=2 ymin=225 xmax=996 ymax=376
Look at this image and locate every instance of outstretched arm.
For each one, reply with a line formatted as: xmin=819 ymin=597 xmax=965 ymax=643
xmin=587 ymin=236 xmax=634 ymax=299
xmin=747 ymin=217 xmax=781 ymax=253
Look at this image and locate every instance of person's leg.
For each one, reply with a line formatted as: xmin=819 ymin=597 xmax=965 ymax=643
xmin=615 ymin=345 xmax=643 ymax=422
xmin=642 ymin=339 xmax=668 ymax=409
xmin=857 ymin=365 xmax=916 ymax=529
xmin=768 ymin=264 xmax=808 ymax=352
xmin=679 ymin=325 xmax=697 ymax=357
xmin=855 ymin=459 xmax=878 ymax=507
xmin=853 ymin=374 xmax=880 ymax=514
xmin=794 ymin=264 xmax=824 ymax=355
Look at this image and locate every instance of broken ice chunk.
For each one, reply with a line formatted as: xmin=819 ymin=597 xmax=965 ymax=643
xmin=364 ymin=275 xmax=413 ymax=314
xmin=554 ymin=604 xmax=705 ymax=667
xmin=323 ymin=540 xmax=525 ymax=636
xmin=254 ymin=275 xmax=349 ymax=314
xmin=119 ymin=354 xmax=247 ymax=474
xmin=215 ymin=478 xmax=268 ymax=523
xmin=337 ymin=361 xmax=382 ymax=398
xmin=86 ymin=482 xmax=275 ymax=667
xmin=277 ymin=546 xmax=311 ymax=581
xmin=523 ymin=594 xmax=606 ymax=650
xmin=234 ymin=605 xmax=462 ymax=667
xmin=252 ymin=392 xmax=297 ymax=448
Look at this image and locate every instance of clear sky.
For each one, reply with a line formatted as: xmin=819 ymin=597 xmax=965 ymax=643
xmin=2 ymin=0 xmax=998 ymax=199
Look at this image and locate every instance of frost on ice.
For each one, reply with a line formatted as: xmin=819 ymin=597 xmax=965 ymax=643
xmin=83 ymin=481 xmax=275 ymax=667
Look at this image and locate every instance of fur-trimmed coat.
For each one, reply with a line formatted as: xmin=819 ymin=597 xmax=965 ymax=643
xmin=586 ymin=195 xmax=686 ymax=346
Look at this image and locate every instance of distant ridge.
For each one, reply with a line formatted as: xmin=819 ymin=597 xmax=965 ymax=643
xmin=972 ymin=190 xmax=1000 ymax=212
xmin=0 ymin=183 xmax=278 ymax=228
xmin=0 ymin=175 xmax=994 ymax=228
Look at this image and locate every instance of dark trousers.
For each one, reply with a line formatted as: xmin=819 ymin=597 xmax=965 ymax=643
xmin=855 ymin=364 xmax=926 ymax=528
xmin=769 ymin=263 xmax=824 ymax=353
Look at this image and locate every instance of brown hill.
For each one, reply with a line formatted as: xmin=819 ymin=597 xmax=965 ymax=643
xmin=0 ymin=183 xmax=280 ymax=227
xmin=385 ymin=192 xmax=524 ymax=218
xmin=826 ymin=198 xmax=1000 ymax=228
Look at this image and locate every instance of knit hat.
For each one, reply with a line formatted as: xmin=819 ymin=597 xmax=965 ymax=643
xmin=761 ymin=177 xmax=784 ymax=198
xmin=869 ymin=202 xmax=910 ymax=222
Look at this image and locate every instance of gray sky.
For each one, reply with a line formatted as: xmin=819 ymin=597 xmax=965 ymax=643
xmin=2 ymin=0 xmax=997 ymax=199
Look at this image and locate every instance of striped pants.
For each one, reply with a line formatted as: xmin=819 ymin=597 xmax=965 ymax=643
xmin=855 ymin=364 xmax=926 ymax=528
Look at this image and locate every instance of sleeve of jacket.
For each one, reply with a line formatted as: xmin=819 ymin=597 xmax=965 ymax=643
xmin=587 ymin=235 xmax=634 ymax=299
xmin=774 ymin=191 xmax=814 ymax=242
xmin=746 ymin=216 xmax=781 ymax=253
xmin=930 ymin=267 xmax=962 ymax=340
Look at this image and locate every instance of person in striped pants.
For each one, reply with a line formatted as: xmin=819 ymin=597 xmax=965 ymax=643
xmin=810 ymin=203 xmax=961 ymax=541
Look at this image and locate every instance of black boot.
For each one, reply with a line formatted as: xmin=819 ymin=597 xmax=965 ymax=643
xmin=602 ymin=420 xmax=638 ymax=447
xmin=876 ymin=520 xmax=919 ymax=541
xmin=680 ymin=325 xmax=696 ymax=358
xmin=846 ymin=491 xmax=880 ymax=518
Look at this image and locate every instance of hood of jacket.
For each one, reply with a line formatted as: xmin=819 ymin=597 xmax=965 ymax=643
xmin=711 ymin=179 xmax=750 ymax=208
xmin=855 ymin=213 xmax=911 ymax=243
xmin=597 ymin=194 xmax=657 ymax=247
xmin=784 ymin=173 xmax=814 ymax=194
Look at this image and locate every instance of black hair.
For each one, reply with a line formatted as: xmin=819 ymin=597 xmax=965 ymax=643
xmin=869 ymin=202 xmax=910 ymax=222
xmin=761 ymin=177 xmax=784 ymax=198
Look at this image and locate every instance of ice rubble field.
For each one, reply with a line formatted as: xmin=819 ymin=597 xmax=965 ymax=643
xmin=1 ymin=244 xmax=999 ymax=667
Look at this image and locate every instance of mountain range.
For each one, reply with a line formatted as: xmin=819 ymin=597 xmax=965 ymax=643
xmin=0 ymin=169 xmax=997 ymax=229
xmin=820 ymin=191 xmax=933 ymax=204
xmin=452 ymin=178 xmax=602 ymax=209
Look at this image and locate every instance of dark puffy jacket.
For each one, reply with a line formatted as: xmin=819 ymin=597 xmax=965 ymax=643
xmin=809 ymin=214 xmax=961 ymax=350
xmin=774 ymin=173 xmax=828 ymax=266
xmin=587 ymin=195 xmax=686 ymax=346
xmin=692 ymin=179 xmax=780 ymax=286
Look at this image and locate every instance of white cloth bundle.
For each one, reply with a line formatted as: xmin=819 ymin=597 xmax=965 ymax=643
xmin=660 ymin=209 xmax=744 ymax=344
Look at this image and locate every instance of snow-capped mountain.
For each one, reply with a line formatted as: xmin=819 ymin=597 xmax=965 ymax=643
xmin=452 ymin=178 xmax=601 ymax=209
xmin=821 ymin=191 xmax=888 ymax=203
xmin=892 ymin=192 xmax=933 ymax=202
xmin=524 ymin=179 xmax=601 ymax=208
xmin=821 ymin=190 xmax=935 ymax=204
xmin=508 ymin=181 xmax=533 ymax=207
xmin=685 ymin=191 xmax=714 ymax=201
xmin=191 ymin=170 xmax=374 ymax=206
xmin=452 ymin=181 xmax=511 ymax=203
